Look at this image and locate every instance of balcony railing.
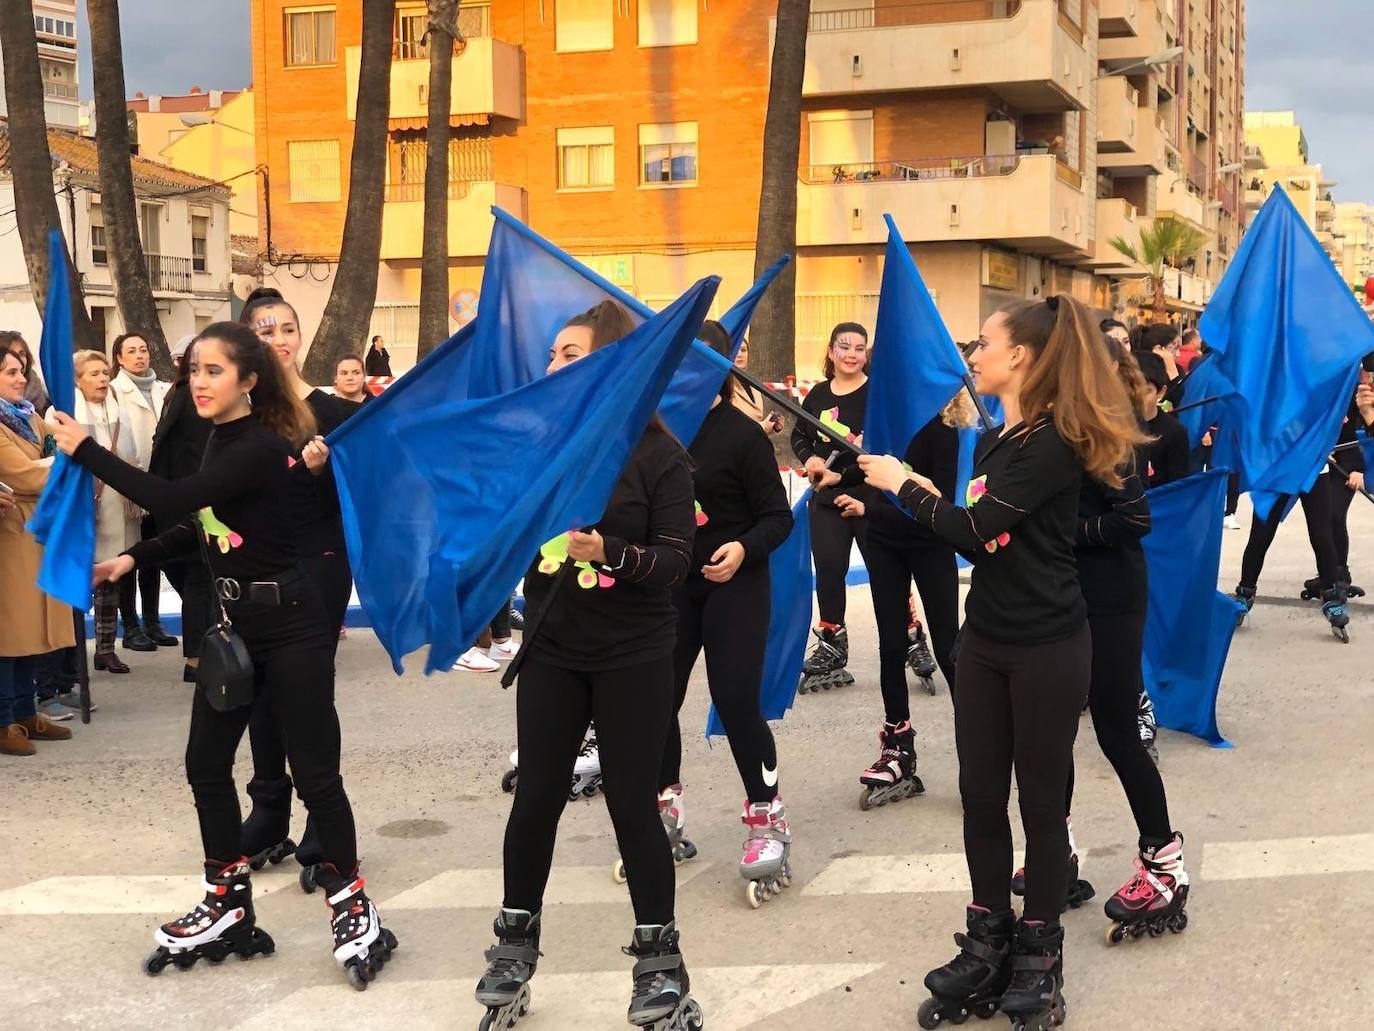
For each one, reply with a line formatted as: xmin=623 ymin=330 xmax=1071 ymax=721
xmin=383 ymin=179 xmax=478 ymax=202
xmin=42 ymin=80 xmax=78 ymax=100
xmin=808 ymin=0 xmax=1020 ymax=33
xmin=393 ymin=5 xmax=492 ymax=59
xmin=1185 ymin=152 xmax=1208 ymax=193
xmin=800 ymin=153 xmax=1023 ymax=185
xmin=145 ymin=253 xmax=192 ymax=294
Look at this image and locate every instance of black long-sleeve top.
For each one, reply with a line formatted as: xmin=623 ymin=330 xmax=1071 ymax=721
xmin=1146 ymin=410 xmax=1190 ymax=488
xmin=687 ymin=402 xmax=792 ymax=571
xmin=868 ymin=416 xmax=960 ymax=549
xmin=1075 ymin=453 xmax=1152 ymax=617
xmin=292 ymin=390 xmax=347 ymax=557
xmin=1332 ymin=399 xmax=1366 ymax=474
xmin=897 ymin=416 xmax=1085 ymax=643
xmin=790 ymin=379 xmax=867 ymax=495
xmin=524 ymin=428 xmax=696 ymax=671
xmin=73 ymin=414 xmax=300 ymax=582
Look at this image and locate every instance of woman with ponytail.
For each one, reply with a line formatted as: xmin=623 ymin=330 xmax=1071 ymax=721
xmin=861 ymin=295 xmax=1145 ymax=1030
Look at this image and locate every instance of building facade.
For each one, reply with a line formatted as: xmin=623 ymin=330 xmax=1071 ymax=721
xmin=249 ymin=0 xmax=1247 ymax=376
xmin=0 ymin=1 xmax=81 ymax=129
xmin=1243 ymin=111 xmax=1340 ymax=263
xmin=1334 ymin=202 xmax=1373 ymax=294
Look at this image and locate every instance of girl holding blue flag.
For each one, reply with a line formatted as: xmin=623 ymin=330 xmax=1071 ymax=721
xmin=860 ymin=294 xmax=1145 ymax=1031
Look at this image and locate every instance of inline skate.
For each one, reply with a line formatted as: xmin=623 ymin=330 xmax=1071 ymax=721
xmin=1233 ymin=583 xmax=1256 ymax=627
xmin=143 ymin=859 xmax=276 ymax=975
xmin=1302 ymin=568 xmax=1365 ymax=601
xmin=475 ymin=908 xmax=540 ymax=1030
xmin=624 ymin=922 xmax=703 ymax=1030
xmin=1010 ymin=819 xmax=1095 ymax=912
xmin=999 ymin=920 xmax=1066 ymax=1031
xmin=570 ymin=730 xmax=604 ymax=800
xmin=1104 ymin=832 xmax=1190 ymax=945
xmin=614 ymin=784 xmax=697 ymax=884
xmin=316 ymin=865 xmax=399 ymax=990
xmin=907 ymin=620 xmax=938 ymax=695
xmin=241 ymin=775 xmax=297 ymax=871
xmin=798 ymin=624 xmax=854 ymax=693
xmin=1322 ymin=584 xmax=1351 ymax=643
xmin=917 ymin=905 xmax=1013 ymax=1029
xmin=740 ymin=797 xmax=792 ymax=908
xmin=1137 ymin=690 xmax=1159 ymax=764
xmin=295 ymin=820 xmax=327 ymax=895
xmin=501 ymin=749 xmax=520 ymax=794
xmin=858 ymin=720 xmax=924 ymax=810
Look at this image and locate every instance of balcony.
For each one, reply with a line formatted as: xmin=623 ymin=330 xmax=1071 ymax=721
xmin=345 ymin=35 xmax=522 ymax=125
xmin=1098 ymin=0 xmax=1140 ymax=38
xmin=145 ymin=254 xmax=193 ymax=294
xmin=1243 ymin=143 xmax=1266 ymax=170
xmin=1096 ymin=76 xmax=1139 ymax=153
xmin=1097 ymin=112 xmax=1168 ymax=176
xmin=1083 ymin=197 xmax=1145 ymax=272
xmin=1156 ymin=169 xmax=1206 ymax=228
xmin=796 ymin=152 xmax=1088 ymax=254
xmin=380 ymin=181 xmax=526 ymax=260
xmin=799 ymin=0 xmax=1090 ymax=112
xmin=1099 ymin=0 xmax=1172 ymax=71
xmin=41 ymin=81 xmax=78 ymax=100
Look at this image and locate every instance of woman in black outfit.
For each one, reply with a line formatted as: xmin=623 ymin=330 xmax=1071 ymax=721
xmin=857 ymin=392 xmax=970 ymax=811
xmin=657 ymin=321 xmax=794 ymax=908
xmin=475 ymin=301 xmax=702 ymax=1031
xmin=861 ymin=295 xmax=1145 ymax=1030
xmin=53 ymin=323 xmax=395 ymax=988
xmin=790 ymin=321 xmax=870 ymax=691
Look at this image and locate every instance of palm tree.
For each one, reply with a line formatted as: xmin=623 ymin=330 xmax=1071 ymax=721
xmin=87 ymin=0 xmax=174 ymax=378
xmin=1109 ymin=217 xmax=1209 ymax=320
xmin=417 ymin=0 xmax=460 ymax=360
xmin=0 ymin=4 xmax=100 ymax=352
xmin=303 ymin=0 xmax=397 ymax=383
xmin=749 ymin=0 xmax=811 ymax=381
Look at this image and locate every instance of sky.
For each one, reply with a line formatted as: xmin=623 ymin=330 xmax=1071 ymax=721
xmin=78 ymin=1 xmax=1374 ymax=203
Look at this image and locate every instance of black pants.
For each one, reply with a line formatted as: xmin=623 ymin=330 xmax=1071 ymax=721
xmin=183 ymin=584 xmax=357 ymax=872
xmin=661 ymin=565 xmax=778 ymax=803
xmin=1239 ymin=495 xmax=1291 ymax=588
xmin=164 ymin=560 xmax=214 ymax=659
xmin=1067 ymin=612 xmax=1172 ymax=847
xmin=118 ymin=514 xmax=163 ymax=630
xmin=866 ymin=536 xmax=960 ymax=724
xmin=505 ymin=655 xmax=676 ymax=925
xmin=955 ymin=624 xmax=1090 ymax=924
xmin=1302 ymin=472 xmax=1357 ymax=580
xmin=809 ymin=494 xmax=868 ymax=626
xmin=1240 ymin=491 xmax=1343 ymax=588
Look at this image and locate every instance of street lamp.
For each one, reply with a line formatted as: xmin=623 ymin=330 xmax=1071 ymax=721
xmin=1217 ymin=162 xmax=1242 ymax=175
xmin=1098 ymin=46 xmax=1185 ymax=78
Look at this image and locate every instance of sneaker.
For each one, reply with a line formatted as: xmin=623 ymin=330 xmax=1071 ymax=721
xmin=56 ymin=692 xmax=97 ymax=713
xmin=453 ymin=647 xmax=500 ymax=673
xmin=1223 ymin=514 xmax=1241 ymax=530
xmin=36 ymin=699 xmax=76 ymax=722
xmin=509 ymin=605 xmax=525 ymax=632
xmin=488 ymin=639 xmax=519 ymax=662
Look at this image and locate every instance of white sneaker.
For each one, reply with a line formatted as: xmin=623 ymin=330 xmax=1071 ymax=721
xmin=487 ymin=639 xmax=519 ymax=662
xmin=1223 ymin=514 xmax=1241 ymax=530
xmin=452 ymin=647 xmax=500 ymax=673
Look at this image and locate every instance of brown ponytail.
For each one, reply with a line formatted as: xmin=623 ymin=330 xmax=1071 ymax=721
xmin=1001 ymin=295 xmax=1147 ymax=488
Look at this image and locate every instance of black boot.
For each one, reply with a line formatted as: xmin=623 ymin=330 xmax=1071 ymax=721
xmin=122 ymin=627 xmax=157 ymax=652
xmin=144 ymin=622 xmax=180 ymax=647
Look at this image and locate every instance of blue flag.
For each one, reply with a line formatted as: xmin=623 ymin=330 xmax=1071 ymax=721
xmin=28 ymin=230 xmax=96 ymax=611
xmin=1175 ymin=353 xmax=1237 ymax=450
xmin=707 ymin=492 xmax=813 ymax=738
xmin=1360 ymin=429 xmax=1374 ymax=475
xmin=865 ymin=215 xmax=971 ymax=459
xmin=1199 ymin=188 xmax=1374 ymax=519
xmin=1141 ymin=470 xmax=1242 ymax=747
xmin=328 ymin=277 xmax=720 ymax=674
xmin=466 ymin=209 xmax=787 ymax=443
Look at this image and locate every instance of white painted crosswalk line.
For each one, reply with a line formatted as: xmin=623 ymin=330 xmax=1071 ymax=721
xmin=0 ymin=875 xmax=294 ymax=916
xmin=1202 ymin=833 xmax=1374 ymax=882
xmin=803 ymin=851 xmax=1026 ymax=897
xmin=231 ymin=963 xmax=880 ymax=1031
xmin=381 ymin=863 xmax=713 ymax=910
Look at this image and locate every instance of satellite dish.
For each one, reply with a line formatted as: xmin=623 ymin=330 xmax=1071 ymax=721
xmin=232 ymin=274 xmax=260 ymax=301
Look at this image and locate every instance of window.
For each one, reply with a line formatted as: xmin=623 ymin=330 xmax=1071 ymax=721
xmin=288 ymin=139 xmax=342 ymax=202
xmin=395 ymin=6 xmax=428 ymax=60
xmin=191 ymin=215 xmax=209 ymax=272
xmin=557 ymin=127 xmax=615 ymax=190
xmin=639 ymin=0 xmax=697 ymax=47
xmin=285 ymin=6 xmax=337 ymax=66
xmin=807 ymin=110 xmax=874 ymax=168
xmin=556 ymin=0 xmax=613 ymax=53
xmin=140 ymin=203 xmax=162 ymax=254
xmin=90 ymin=204 xmax=106 ymax=266
xmin=639 ymin=122 xmax=697 ymax=186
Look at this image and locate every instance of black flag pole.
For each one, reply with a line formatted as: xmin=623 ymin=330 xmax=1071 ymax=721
xmin=1171 ymin=395 xmax=1225 ymax=416
xmin=725 ymin=366 xmax=865 ymax=458
xmin=1327 ymin=456 xmax=1374 ymax=504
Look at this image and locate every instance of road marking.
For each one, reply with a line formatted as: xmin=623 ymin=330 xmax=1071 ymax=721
xmin=232 ymin=963 xmax=880 ymax=1031
xmin=1202 ymin=834 xmax=1374 ymax=881
xmin=380 ymin=863 xmax=713 ymax=910
xmin=0 ymin=875 xmax=294 ymax=916
xmin=803 ymin=852 xmax=1025 ymax=897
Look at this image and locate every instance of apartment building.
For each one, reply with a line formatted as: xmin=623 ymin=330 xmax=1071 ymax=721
xmin=1333 ymin=202 xmax=1373 ymax=295
xmin=250 ymin=0 xmax=1246 ymax=375
xmin=1243 ymin=111 xmax=1340 ymax=262
xmin=0 ymin=1 xmax=81 ymax=129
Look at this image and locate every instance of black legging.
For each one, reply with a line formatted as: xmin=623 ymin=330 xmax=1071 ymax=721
xmin=1239 ymin=495 xmax=1291 ymax=588
xmin=661 ymin=564 xmax=778 ymax=803
xmin=185 ymin=584 xmax=358 ymax=871
xmin=809 ymin=494 xmax=868 ymax=626
xmin=164 ymin=560 xmax=213 ymax=659
xmin=505 ymin=654 xmax=676 ymax=925
xmin=118 ymin=513 xmax=164 ymax=631
xmin=955 ymin=624 xmax=1090 ymax=924
xmin=866 ymin=536 xmax=959 ymax=723
xmin=1303 ymin=472 xmax=1357 ymax=578
xmin=1240 ymin=491 xmax=1343 ymax=588
xmin=1066 ymin=611 xmax=1171 ymax=847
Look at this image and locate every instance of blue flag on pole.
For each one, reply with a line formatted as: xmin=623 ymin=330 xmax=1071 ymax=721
xmin=707 ymin=491 xmax=813 ymax=738
xmin=1199 ymin=188 xmax=1374 ymax=519
xmin=466 ymin=209 xmax=787 ymax=443
xmin=328 ymin=277 xmax=720 ymax=674
xmin=865 ymin=215 xmax=970 ymax=459
xmin=1175 ymin=354 xmax=1237 ymax=450
xmin=1360 ymin=429 xmax=1374 ymax=475
xmin=1141 ymin=470 xmax=1242 ymax=747
xmin=28 ymin=230 xmax=96 ymax=611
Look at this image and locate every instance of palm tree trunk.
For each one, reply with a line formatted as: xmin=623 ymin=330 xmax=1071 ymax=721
xmin=417 ymin=0 xmax=459 ymax=359
xmin=87 ymin=0 xmax=174 ymax=379
xmin=303 ymin=0 xmax=397 ymax=384
xmin=1153 ymin=274 xmax=1168 ymax=320
xmin=0 ymin=5 xmax=100 ymax=353
xmin=749 ymin=0 xmax=811 ymax=382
